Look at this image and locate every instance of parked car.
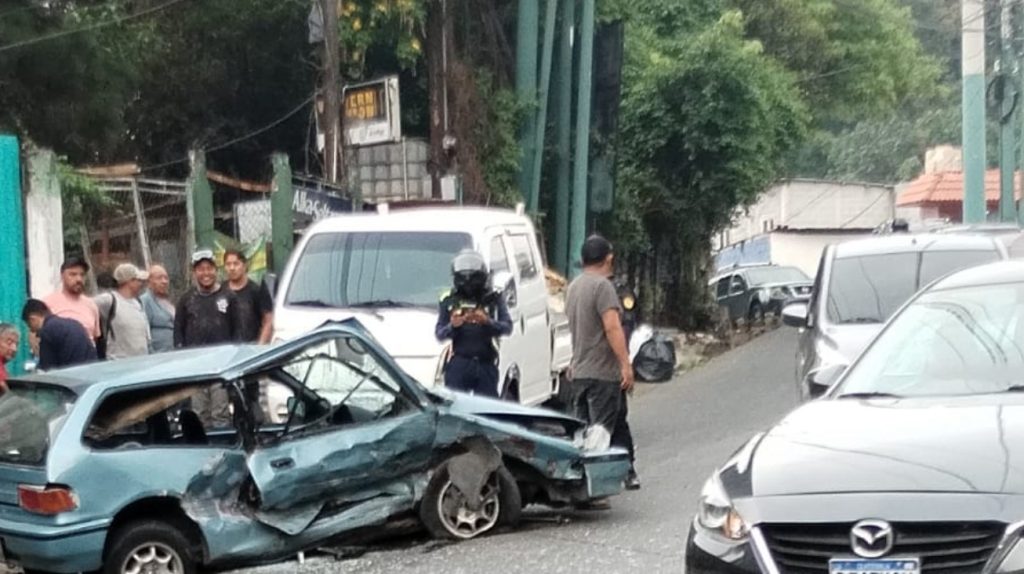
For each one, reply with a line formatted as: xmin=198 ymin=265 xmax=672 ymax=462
xmin=0 ymin=321 xmax=628 ymax=574
xmin=782 ymin=234 xmax=1007 ymax=398
xmin=933 ymin=222 xmax=1024 ymax=258
xmin=272 ymin=206 xmax=571 ymax=407
xmin=687 ymin=259 xmax=1024 ymax=574
xmin=710 ymin=264 xmax=812 ymax=324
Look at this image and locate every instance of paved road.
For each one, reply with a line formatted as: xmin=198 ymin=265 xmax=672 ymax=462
xmin=242 ymin=329 xmax=801 ymax=574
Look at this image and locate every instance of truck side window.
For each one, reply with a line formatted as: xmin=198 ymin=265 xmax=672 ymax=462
xmin=490 ymin=237 xmax=510 ymax=274
xmin=510 ymin=234 xmax=538 ymax=281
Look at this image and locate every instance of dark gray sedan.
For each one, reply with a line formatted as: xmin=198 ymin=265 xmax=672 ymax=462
xmin=688 ymin=260 xmax=1024 ymax=574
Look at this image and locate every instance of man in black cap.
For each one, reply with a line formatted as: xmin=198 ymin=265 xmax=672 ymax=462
xmin=174 ymin=249 xmax=242 ymax=426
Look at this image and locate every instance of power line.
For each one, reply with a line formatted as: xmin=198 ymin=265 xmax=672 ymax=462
xmin=839 ymin=191 xmax=888 ymax=229
xmin=0 ymin=0 xmax=187 ymax=54
xmin=138 ymin=94 xmax=315 ymax=173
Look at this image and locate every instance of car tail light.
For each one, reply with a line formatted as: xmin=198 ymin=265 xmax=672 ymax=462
xmin=18 ymin=485 xmax=77 ymax=515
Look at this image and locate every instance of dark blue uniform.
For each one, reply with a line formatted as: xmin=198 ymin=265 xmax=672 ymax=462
xmin=435 ymin=291 xmax=513 ymax=397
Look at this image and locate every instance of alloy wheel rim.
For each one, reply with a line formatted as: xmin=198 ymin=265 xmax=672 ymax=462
xmin=121 ymin=542 xmax=184 ymax=574
xmin=437 ymin=475 xmax=501 ymax=539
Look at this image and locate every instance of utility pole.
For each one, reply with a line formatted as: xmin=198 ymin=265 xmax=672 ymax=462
xmin=516 ymin=0 xmax=540 ymax=208
xmin=999 ymin=0 xmax=1016 ymax=222
xmin=962 ymin=0 xmax=987 ymax=223
xmin=528 ymin=0 xmax=558 ymax=215
xmin=553 ymin=0 xmax=574 ymax=275
xmin=570 ymin=0 xmax=595 ymax=277
xmin=321 ymin=0 xmax=342 ymax=185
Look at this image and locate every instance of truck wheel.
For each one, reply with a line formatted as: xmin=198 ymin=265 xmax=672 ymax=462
xmin=420 ymin=462 xmax=521 ymax=540
xmin=104 ymin=519 xmax=198 ymax=574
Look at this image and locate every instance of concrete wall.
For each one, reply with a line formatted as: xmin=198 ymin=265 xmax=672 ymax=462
xmin=716 ymin=179 xmax=894 ymax=249
xmin=349 ymin=138 xmax=432 ymax=202
xmin=769 ymin=232 xmax=872 ymax=278
xmin=24 ymin=149 xmax=63 ymax=297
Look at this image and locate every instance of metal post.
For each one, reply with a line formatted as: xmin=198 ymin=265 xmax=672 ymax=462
xmin=271 ymin=153 xmax=295 ymax=275
xmin=1000 ymin=0 xmax=1016 ymax=222
xmin=0 ymin=135 xmax=29 ymax=374
xmin=528 ymin=0 xmax=559 ymax=215
xmin=130 ymin=177 xmax=153 ymax=268
xmin=553 ymin=0 xmax=574 ymax=274
xmin=516 ymin=0 xmax=540 ymax=206
xmin=188 ymin=150 xmax=215 ymax=250
xmin=963 ymin=0 xmax=987 ymax=223
xmin=402 ymin=137 xmax=410 ymax=200
xmin=570 ymin=0 xmax=595 ymax=277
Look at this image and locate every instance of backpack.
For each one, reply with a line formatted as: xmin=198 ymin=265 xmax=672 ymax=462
xmin=95 ymin=293 xmax=118 ymax=360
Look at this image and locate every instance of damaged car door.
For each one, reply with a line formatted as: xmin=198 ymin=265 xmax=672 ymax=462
xmin=244 ymin=333 xmax=438 ymax=536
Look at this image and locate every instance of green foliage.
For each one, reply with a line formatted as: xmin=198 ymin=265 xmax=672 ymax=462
xmin=56 ymin=157 xmax=118 ymax=251
xmin=473 ymin=75 xmax=527 ymax=207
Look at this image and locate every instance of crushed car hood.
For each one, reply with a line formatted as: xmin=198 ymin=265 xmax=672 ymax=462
xmin=435 ymin=389 xmax=584 ymax=434
xmin=747 ymin=396 xmax=1024 ymax=496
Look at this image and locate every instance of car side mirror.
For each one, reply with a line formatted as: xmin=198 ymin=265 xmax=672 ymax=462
xmin=781 ymin=302 xmax=809 ymax=328
xmin=492 ymin=271 xmax=517 ymax=308
xmin=803 ymin=364 xmax=846 ymax=400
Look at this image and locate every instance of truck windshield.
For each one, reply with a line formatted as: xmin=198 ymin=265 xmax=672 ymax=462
xmin=285 ymin=231 xmax=473 ymax=309
xmin=0 ymin=382 xmax=76 ymax=466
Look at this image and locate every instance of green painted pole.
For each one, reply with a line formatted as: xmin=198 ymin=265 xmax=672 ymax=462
xmin=570 ymin=0 xmax=594 ymax=277
xmin=0 ymin=136 xmax=29 ymax=374
xmin=553 ymin=0 xmax=574 ymax=275
xmin=188 ymin=150 xmax=216 ymax=250
xmin=999 ymin=0 xmax=1016 ymax=222
xmin=962 ymin=0 xmax=987 ymax=223
xmin=271 ymin=153 xmax=295 ymax=275
xmin=528 ymin=0 xmax=559 ymax=216
xmin=516 ymin=0 xmax=540 ymax=209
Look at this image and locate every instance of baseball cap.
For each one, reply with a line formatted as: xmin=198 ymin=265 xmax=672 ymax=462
xmin=113 ymin=263 xmax=149 ymax=284
xmin=191 ymin=248 xmax=216 ymax=267
xmin=60 ymin=256 xmax=90 ymax=273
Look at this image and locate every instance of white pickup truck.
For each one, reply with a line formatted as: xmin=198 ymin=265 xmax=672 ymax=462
xmin=272 ymin=205 xmax=572 ymax=407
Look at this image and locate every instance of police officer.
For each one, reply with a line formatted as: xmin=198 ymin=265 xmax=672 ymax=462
xmin=435 ymin=250 xmax=513 ymax=397
xmin=614 ymin=279 xmax=641 ymax=490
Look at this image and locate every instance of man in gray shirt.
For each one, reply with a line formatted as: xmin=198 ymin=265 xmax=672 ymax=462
xmin=94 ymin=263 xmax=152 ymax=359
xmin=566 ymin=235 xmax=635 ymax=460
xmin=141 ymin=264 xmax=175 ymax=353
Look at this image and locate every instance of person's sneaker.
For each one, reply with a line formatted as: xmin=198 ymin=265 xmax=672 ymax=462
xmin=625 ymin=470 xmax=642 ymax=491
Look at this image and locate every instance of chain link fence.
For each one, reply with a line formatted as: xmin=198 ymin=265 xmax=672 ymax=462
xmin=76 ymin=176 xmax=192 ymax=295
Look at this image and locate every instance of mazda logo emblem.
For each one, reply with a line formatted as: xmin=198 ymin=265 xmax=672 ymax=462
xmin=850 ymin=519 xmax=895 ymax=558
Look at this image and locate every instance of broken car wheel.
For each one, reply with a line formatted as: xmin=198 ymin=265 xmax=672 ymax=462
xmin=420 ymin=463 xmax=521 ymax=540
xmin=104 ymin=519 xmax=197 ymax=574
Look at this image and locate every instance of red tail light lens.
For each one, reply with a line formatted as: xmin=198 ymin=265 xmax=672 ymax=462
xmin=18 ymin=485 xmax=77 ymax=515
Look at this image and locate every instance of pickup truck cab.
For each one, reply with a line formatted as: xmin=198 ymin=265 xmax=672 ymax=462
xmin=272 ymin=206 xmax=571 ymax=406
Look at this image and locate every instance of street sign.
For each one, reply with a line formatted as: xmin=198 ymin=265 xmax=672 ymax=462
xmin=343 ymin=76 xmax=401 ymax=147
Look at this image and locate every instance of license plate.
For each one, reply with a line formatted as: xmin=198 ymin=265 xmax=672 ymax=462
xmin=830 ymin=559 xmax=920 ymax=574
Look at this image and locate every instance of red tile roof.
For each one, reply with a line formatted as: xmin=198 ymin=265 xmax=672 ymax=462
xmin=898 ymin=170 xmax=1021 ymax=206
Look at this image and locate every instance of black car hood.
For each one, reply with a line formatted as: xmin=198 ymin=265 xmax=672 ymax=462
xmin=745 ymin=396 xmax=1024 ymax=497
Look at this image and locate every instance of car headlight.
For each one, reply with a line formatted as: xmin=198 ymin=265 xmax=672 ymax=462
xmin=698 ymin=474 xmax=748 ymax=540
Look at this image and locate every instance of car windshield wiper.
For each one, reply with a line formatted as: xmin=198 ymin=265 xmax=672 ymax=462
xmin=836 ymin=391 xmax=904 ymax=399
xmin=839 ymin=317 xmax=882 ymax=324
xmin=349 ymin=299 xmax=425 ymax=309
xmin=1003 ymin=385 xmax=1024 ymax=393
xmin=288 ymin=299 xmax=335 ymax=308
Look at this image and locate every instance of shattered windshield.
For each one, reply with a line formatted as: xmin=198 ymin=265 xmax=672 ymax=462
xmin=0 ymin=383 xmax=76 ymax=466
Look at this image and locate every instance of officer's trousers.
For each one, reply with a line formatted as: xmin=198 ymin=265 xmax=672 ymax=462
xmin=444 ymin=355 xmax=500 ymax=397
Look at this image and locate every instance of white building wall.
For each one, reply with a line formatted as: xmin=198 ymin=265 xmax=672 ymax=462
xmin=24 ymin=150 xmax=64 ymax=297
xmin=769 ymin=232 xmax=875 ymax=278
xmin=717 ymin=180 xmax=894 ymax=250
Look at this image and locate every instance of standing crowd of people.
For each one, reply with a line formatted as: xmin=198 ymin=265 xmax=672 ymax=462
xmin=0 ymin=248 xmax=274 ymax=391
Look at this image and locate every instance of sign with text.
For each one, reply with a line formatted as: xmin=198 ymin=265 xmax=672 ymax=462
xmin=343 ymin=76 xmax=401 ymax=147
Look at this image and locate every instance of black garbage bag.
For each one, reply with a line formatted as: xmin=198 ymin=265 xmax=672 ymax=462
xmin=633 ymin=334 xmax=676 ymax=383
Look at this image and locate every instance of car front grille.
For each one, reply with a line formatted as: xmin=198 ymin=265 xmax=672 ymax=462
xmin=761 ymin=522 xmax=1005 ymax=574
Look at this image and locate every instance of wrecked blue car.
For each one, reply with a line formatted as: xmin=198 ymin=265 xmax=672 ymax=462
xmin=0 ymin=321 xmax=628 ymax=574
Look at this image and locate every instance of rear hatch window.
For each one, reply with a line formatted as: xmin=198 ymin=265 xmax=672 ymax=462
xmin=0 ymin=382 xmax=76 ymax=466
